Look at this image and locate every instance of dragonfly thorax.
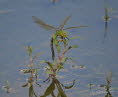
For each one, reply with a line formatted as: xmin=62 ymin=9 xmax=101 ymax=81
xmin=55 ymin=30 xmax=68 ymax=38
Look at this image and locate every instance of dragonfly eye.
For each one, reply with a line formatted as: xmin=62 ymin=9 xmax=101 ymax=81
xmin=63 ymin=32 xmax=68 ymax=37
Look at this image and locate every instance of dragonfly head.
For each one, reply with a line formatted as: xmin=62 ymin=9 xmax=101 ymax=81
xmin=56 ymin=30 xmax=68 ymax=38
xmin=62 ymin=31 xmax=68 ymax=37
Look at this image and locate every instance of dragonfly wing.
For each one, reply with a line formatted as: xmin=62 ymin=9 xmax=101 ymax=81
xmin=32 ymin=16 xmax=57 ymax=31
xmin=63 ymin=26 xmax=88 ymax=30
xmin=58 ymin=15 xmax=71 ymax=30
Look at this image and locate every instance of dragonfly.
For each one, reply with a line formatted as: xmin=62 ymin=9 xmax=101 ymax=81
xmin=32 ymin=16 xmax=87 ymax=60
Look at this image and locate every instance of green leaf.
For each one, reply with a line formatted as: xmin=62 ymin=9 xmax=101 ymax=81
xmin=52 ymin=34 xmax=61 ymax=53
xmin=45 ymin=70 xmax=54 ymax=74
xmin=53 ymin=59 xmax=57 ymax=65
xmin=40 ymin=60 xmax=46 ymax=64
xmin=22 ymin=83 xmax=28 ymax=87
xmin=33 ymin=52 xmax=42 ymax=60
xmin=29 ymin=84 xmax=34 ymax=97
xmin=56 ymin=45 xmax=61 ymax=53
xmin=70 ymin=36 xmax=80 ymax=40
xmin=40 ymin=61 xmax=54 ymax=68
xmin=58 ymin=64 xmax=64 ymax=70
xmin=66 ymin=45 xmax=78 ymax=52
xmin=28 ymin=83 xmax=38 ymax=97
xmin=54 ymin=79 xmax=67 ymax=97
xmin=72 ymin=45 xmax=79 ymax=48
xmin=52 ymin=34 xmax=56 ymax=40
xmin=46 ymin=62 xmax=54 ymax=68
xmin=40 ymin=81 xmax=55 ymax=97
xmin=35 ymin=69 xmax=39 ymax=75
xmin=63 ymin=38 xmax=68 ymax=48
xmin=53 ymin=39 xmax=58 ymax=45
xmin=61 ymin=57 xmax=75 ymax=65
xmin=61 ymin=57 xmax=67 ymax=63
xmin=25 ymin=46 xmax=33 ymax=56
xmin=68 ymin=57 xmax=74 ymax=62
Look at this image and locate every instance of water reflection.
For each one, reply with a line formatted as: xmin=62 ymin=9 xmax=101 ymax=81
xmin=103 ymin=0 xmax=111 ymax=41
xmin=2 ymin=81 xmax=11 ymax=93
xmin=0 ymin=10 xmax=14 ymax=14
xmin=105 ymin=90 xmax=112 ymax=97
xmin=104 ymin=21 xmax=108 ymax=40
xmin=40 ymin=78 xmax=75 ymax=97
xmin=104 ymin=72 xmax=113 ymax=97
xmin=50 ymin=0 xmax=59 ymax=4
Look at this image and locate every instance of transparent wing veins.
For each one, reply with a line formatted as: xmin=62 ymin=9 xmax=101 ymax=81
xmin=32 ymin=16 xmax=57 ymax=31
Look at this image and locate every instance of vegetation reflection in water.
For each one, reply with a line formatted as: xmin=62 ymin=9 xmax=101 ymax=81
xmin=88 ymin=72 xmax=113 ymax=97
xmin=104 ymin=72 xmax=112 ymax=97
xmin=103 ymin=0 xmax=118 ymax=44
xmin=2 ymin=80 xmax=11 ymax=93
xmin=103 ymin=0 xmax=114 ymax=42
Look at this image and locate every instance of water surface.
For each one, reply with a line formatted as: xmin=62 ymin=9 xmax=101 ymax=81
xmin=0 ymin=0 xmax=118 ymax=97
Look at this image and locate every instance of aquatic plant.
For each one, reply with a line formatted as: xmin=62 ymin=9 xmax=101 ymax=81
xmin=19 ymin=15 xmax=86 ymax=97
xmin=104 ymin=72 xmax=112 ymax=97
xmin=99 ymin=72 xmax=112 ymax=97
xmin=21 ymin=46 xmax=42 ymax=97
xmin=32 ymin=16 xmax=86 ymax=60
xmin=40 ymin=78 xmax=75 ymax=97
xmin=2 ymin=80 xmax=11 ymax=93
xmin=32 ymin=15 xmax=87 ymax=81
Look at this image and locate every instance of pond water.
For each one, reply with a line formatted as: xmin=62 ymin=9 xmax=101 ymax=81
xmin=0 ymin=0 xmax=118 ymax=97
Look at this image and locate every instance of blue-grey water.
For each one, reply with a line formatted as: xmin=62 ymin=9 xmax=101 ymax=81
xmin=0 ymin=0 xmax=118 ymax=97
